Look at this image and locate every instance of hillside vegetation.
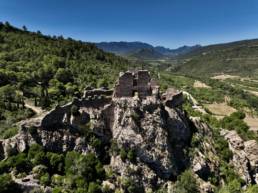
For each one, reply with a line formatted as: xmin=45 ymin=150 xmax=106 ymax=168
xmin=0 ymin=22 xmax=134 ymax=137
xmin=0 ymin=22 xmax=133 ymax=107
xmin=173 ymin=39 xmax=258 ymax=77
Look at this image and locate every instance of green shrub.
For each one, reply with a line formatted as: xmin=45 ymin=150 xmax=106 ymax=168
xmin=221 ymin=111 xmax=258 ymax=141
xmin=127 ymin=149 xmax=137 ymax=163
xmin=76 ymin=188 xmax=88 ymax=193
xmin=51 ymin=174 xmax=64 ymax=186
xmin=71 ymin=105 xmax=80 ymax=116
xmin=65 ymin=151 xmax=80 ymax=174
xmin=2 ymin=127 xmax=18 ymax=139
xmin=6 ymin=153 xmax=32 ymax=173
xmin=28 ymin=144 xmax=44 ymax=160
xmin=52 ymin=187 xmax=63 ymax=193
xmin=102 ymin=184 xmax=113 ymax=193
xmin=131 ymin=111 xmax=140 ymax=122
xmin=46 ymin=152 xmax=64 ymax=173
xmin=90 ymin=136 xmax=102 ymax=149
xmin=40 ymin=173 xmax=50 ymax=186
xmin=28 ymin=126 xmax=38 ymax=135
xmin=231 ymin=111 xmax=245 ymax=120
xmin=218 ymin=179 xmax=241 ymax=193
xmin=119 ymin=148 xmax=127 ymax=162
xmin=32 ymin=165 xmax=47 ymax=179
xmin=214 ymin=136 xmax=233 ymax=162
xmin=0 ymin=173 xmax=21 ymax=193
xmin=173 ymin=170 xmax=199 ymax=193
xmin=110 ymin=140 xmax=119 ymax=156
xmin=121 ymin=178 xmax=143 ymax=193
xmin=219 ymin=162 xmax=244 ymax=184
xmin=87 ymin=182 xmax=102 ymax=193
xmin=245 ymin=185 xmax=258 ymax=193
xmin=65 ymin=151 xmax=105 ymax=185
xmin=32 ymin=151 xmax=47 ymax=166
xmin=191 ymin=134 xmax=201 ymax=148
xmin=0 ymin=161 xmax=9 ymax=174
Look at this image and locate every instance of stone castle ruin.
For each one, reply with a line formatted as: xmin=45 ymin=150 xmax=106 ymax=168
xmin=0 ymin=70 xmax=184 ymax=156
xmin=39 ymin=70 xmax=183 ymax=129
xmin=113 ymin=70 xmax=158 ymax=98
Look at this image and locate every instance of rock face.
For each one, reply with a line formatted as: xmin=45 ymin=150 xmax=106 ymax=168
xmin=162 ymin=88 xmax=184 ymax=108
xmin=190 ymin=118 xmax=220 ymax=193
xmin=221 ymin=130 xmax=258 ymax=184
xmin=109 ymin=96 xmax=191 ymax=189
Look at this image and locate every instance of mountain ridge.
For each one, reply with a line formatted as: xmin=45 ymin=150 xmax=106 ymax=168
xmin=173 ymin=38 xmax=258 ymax=77
xmin=95 ymin=41 xmax=201 ymax=59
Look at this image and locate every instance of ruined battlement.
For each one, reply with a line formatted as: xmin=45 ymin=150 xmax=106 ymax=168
xmin=113 ymin=70 xmax=157 ymax=98
xmin=83 ymin=87 xmax=113 ymax=98
xmin=32 ymin=70 xmax=183 ymax=129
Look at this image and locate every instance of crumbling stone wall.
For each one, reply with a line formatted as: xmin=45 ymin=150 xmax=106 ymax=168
xmin=41 ymin=97 xmax=112 ymax=129
xmin=114 ymin=72 xmax=134 ymax=97
xmin=136 ymin=70 xmax=151 ymax=98
xmin=83 ymin=88 xmax=113 ymax=98
xmin=38 ymin=71 xmax=181 ymax=130
xmin=114 ymin=70 xmax=153 ymax=98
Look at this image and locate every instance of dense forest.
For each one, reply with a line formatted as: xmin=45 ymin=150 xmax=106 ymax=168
xmin=0 ymin=22 xmax=133 ymax=107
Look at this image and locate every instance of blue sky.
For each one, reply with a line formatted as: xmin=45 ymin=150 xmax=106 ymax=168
xmin=0 ymin=0 xmax=258 ymax=48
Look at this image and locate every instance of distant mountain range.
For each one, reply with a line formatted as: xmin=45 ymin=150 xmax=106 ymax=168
xmin=95 ymin=41 xmax=201 ymax=59
xmin=174 ymin=38 xmax=258 ymax=77
xmin=95 ymin=39 xmax=258 ymax=77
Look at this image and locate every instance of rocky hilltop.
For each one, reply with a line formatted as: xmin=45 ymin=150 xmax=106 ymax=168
xmin=0 ymin=70 xmax=257 ymax=193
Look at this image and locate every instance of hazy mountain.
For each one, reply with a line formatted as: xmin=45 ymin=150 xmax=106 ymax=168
xmin=95 ymin=41 xmax=153 ymax=56
xmin=129 ymin=48 xmax=164 ymax=60
xmin=95 ymin=41 xmax=201 ymax=59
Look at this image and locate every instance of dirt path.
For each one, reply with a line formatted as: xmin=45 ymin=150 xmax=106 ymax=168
xmin=24 ymin=100 xmax=44 ymax=115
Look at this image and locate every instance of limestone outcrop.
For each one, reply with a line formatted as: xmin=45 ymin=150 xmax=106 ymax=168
xmin=109 ymin=96 xmax=191 ymax=190
xmin=190 ymin=118 xmax=220 ymax=193
xmin=221 ymin=129 xmax=258 ymax=184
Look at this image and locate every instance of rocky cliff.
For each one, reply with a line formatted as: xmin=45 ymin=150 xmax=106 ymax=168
xmin=0 ymin=86 xmax=193 ymax=192
xmin=0 ymin=74 xmax=257 ymax=192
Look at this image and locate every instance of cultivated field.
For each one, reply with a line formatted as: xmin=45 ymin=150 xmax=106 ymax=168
xmin=244 ymin=115 xmax=258 ymax=132
xmin=204 ymin=102 xmax=237 ymax=116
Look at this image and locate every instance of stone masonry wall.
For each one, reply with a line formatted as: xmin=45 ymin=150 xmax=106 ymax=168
xmin=136 ymin=70 xmax=151 ymax=98
xmin=114 ymin=72 xmax=134 ymax=97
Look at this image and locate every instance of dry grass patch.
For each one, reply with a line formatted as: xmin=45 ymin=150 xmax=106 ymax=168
xmin=211 ymin=74 xmax=240 ymax=80
xmin=244 ymin=115 xmax=258 ymax=132
xmin=193 ymin=80 xmax=211 ymax=88
xmin=205 ymin=102 xmax=237 ymax=117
